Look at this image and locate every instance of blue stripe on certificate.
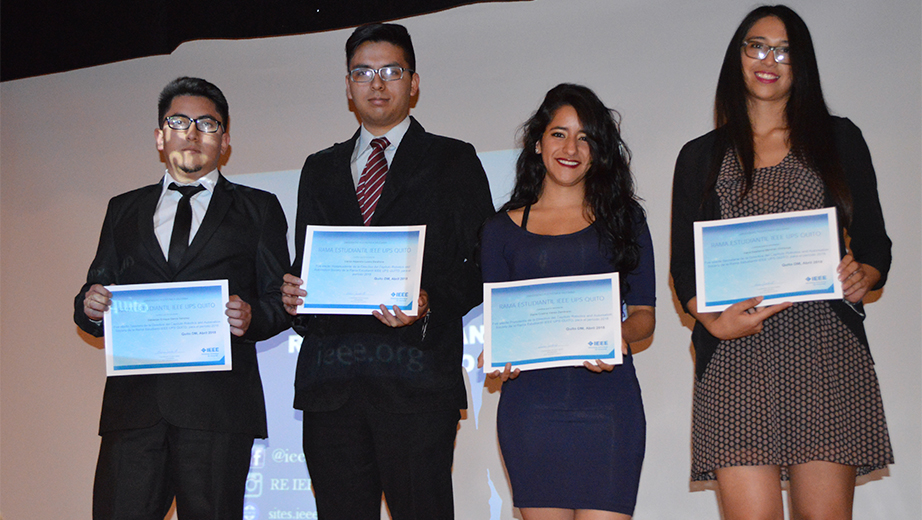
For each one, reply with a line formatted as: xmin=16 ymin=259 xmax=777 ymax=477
xmin=707 ymin=286 xmax=836 ymax=307
xmin=300 ymin=302 xmax=413 ymax=311
xmin=114 ymin=357 xmax=227 ymax=371
xmin=501 ymin=350 xmax=618 ymax=367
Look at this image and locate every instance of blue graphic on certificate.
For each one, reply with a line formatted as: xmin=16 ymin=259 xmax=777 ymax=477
xmin=103 ymin=280 xmax=231 ymax=376
xmin=297 ymin=225 xmax=426 ymax=315
xmin=694 ymin=207 xmax=842 ymax=313
xmin=484 ymin=273 xmax=621 ymax=371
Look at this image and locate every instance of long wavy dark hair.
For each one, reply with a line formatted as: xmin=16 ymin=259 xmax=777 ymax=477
xmin=502 ymin=83 xmax=643 ymax=273
xmin=713 ymin=4 xmax=852 ymax=224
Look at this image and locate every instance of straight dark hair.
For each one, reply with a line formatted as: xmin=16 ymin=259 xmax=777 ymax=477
xmin=157 ymin=77 xmax=229 ymax=130
xmin=714 ymin=4 xmax=852 ymax=224
xmin=502 ymin=83 xmax=643 ymax=274
xmin=345 ymin=23 xmax=416 ymax=71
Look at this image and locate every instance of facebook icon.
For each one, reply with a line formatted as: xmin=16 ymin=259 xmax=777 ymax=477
xmin=250 ymin=444 xmax=266 ymax=469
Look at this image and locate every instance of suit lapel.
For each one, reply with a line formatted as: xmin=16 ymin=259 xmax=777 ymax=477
xmin=323 ymin=133 xmax=365 ymax=226
xmin=372 ymin=118 xmax=430 ymax=224
xmin=136 ymin=183 xmax=172 ymax=277
xmin=176 ymin=173 xmax=233 ymax=273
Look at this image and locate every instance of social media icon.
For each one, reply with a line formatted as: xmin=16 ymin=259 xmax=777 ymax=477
xmin=251 ymin=444 xmax=266 ymax=469
xmin=245 ymin=473 xmax=263 ymax=497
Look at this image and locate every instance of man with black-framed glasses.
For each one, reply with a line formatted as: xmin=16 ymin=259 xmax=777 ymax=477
xmin=281 ymin=23 xmax=494 ymax=520
xmin=75 ymin=76 xmax=290 ymax=520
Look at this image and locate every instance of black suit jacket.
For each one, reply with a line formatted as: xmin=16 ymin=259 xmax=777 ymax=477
xmin=291 ymin=117 xmax=494 ymax=413
xmin=74 ymin=174 xmax=290 ymax=437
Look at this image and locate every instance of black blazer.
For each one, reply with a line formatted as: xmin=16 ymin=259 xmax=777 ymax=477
xmin=670 ymin=117 xmax=892 ymax=379
xmin=291 ymin=117 xmax=495 ymax=413
xmin=74 ymin=174 xmax=291 ymax=437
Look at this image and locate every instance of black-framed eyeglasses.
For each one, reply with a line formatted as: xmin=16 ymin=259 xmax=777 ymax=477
xmin=741 ymin=41 xmax=790 ymax=64
xmin=348 ymin=66 xmax=414 ymax=83
xmin=163 ymin=115 xmax=224 ymax=133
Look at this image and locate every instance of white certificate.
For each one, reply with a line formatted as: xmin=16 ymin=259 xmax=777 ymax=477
xmin=103 ymin=280 xmax=231 ymax=376
xmin=297 ymin=225 xmax=426 ymax=315
xmin=484 ymin=273 xmax=622 ymax=371
xmin=694 ymin=207 xmax=842 ymax=313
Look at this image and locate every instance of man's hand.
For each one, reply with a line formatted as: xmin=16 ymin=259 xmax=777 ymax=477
xmin=83 ymin=284 xmax=112 ymax=321
xmin=281 ymin=273 xmax=306 ymax=317
xmin=226 ymin=295 xmax=252 ymax=337
xmin=373 ymin=289 xmax=429 ymax=328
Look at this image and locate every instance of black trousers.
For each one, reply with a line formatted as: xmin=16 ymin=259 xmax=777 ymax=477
xmin=93 ymin=419 xmax=254 ymax=520
xmin=302 ymin=391 xmax=461 ymax=520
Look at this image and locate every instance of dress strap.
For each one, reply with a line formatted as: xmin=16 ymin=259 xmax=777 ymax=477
xmin=521 ymin=204 xmax=531 ymax=231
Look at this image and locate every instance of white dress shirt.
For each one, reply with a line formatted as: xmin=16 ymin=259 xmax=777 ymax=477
xmin=350 ymin=116 xmax=411 ymax=189
xmin=152 ymin=169 xmax=219 ymax=258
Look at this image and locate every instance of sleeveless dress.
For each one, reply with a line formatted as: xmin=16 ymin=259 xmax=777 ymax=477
xmin=690 ymin=150 xmax=894 ymax=481
xmin=480 ymin=208 xmax=655 ymax=514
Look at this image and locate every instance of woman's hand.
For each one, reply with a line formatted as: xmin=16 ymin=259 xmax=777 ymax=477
xmin=838 ymin=253 xmax=881 ymax=304
xmin=691 ymin=296 xmax=791 ymax=340
xmin=621 ymin=305 xmax=654 ymax=353
xmin=478 ymin=351 xmax=520 ymax=381
xmin=583 ymin=359 xmax=616 ymax=373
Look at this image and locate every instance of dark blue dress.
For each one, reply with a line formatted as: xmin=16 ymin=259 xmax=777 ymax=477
xmin=481 ymin=211 xmax=654 ymax=515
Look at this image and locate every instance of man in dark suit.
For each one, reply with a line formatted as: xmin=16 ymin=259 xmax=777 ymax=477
xmin=281 ymin=23 xmax=494 ymax=520
xmin=75 ymin=77 xmax=290 ymax=520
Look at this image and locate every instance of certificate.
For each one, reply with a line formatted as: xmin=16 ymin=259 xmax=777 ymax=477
xmin=694 ymin=207 xmax=842 ymax=313
xmin=484 ymin=273 xmax=622 ymax=371
xmin=103 ymin=280 xmax=231 ymax=376
xmin=297 ymin=225 xmax=426 ymax=315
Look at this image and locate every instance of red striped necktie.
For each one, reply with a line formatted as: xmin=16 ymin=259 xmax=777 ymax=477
xmin=356 ymin=137 xmax=390 ymax=225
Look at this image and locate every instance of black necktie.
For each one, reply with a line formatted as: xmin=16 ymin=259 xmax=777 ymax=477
xmin=167 ymin=183 xmax=206 ymax=270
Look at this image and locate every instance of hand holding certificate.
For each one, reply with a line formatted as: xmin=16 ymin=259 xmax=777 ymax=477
xmin=694 ymin=208 xmax=842 ymax=313
xmin=296 ymin=225 xmax=426 ymax=315
xmin=103 ymin=280 xmax=232 ymax=376
xmin=483 ymin=273 xmax=622 ymax=372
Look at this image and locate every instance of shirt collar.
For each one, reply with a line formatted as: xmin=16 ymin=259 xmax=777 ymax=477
xmin=357 ymin=116 xmax=411 ymax=156
xmin=160 ymin=169 xmax=219 ymax=196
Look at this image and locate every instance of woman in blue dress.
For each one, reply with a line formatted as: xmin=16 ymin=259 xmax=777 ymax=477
xmin=479 ymin=83 xmax=655 ymax=519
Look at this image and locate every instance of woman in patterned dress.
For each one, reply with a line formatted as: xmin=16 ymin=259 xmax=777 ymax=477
xmin=670 ymin=5 xmax=893 ymax=519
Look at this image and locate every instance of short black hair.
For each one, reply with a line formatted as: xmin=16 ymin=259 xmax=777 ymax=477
xmin=345 ymin=23 xmax=416 ymax=71
xmin=157 ymin=77 xmax=229 ymax=130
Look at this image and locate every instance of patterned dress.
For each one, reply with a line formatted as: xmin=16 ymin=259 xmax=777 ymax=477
xmin=690 ymin=150 xmax=894 ymax=481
